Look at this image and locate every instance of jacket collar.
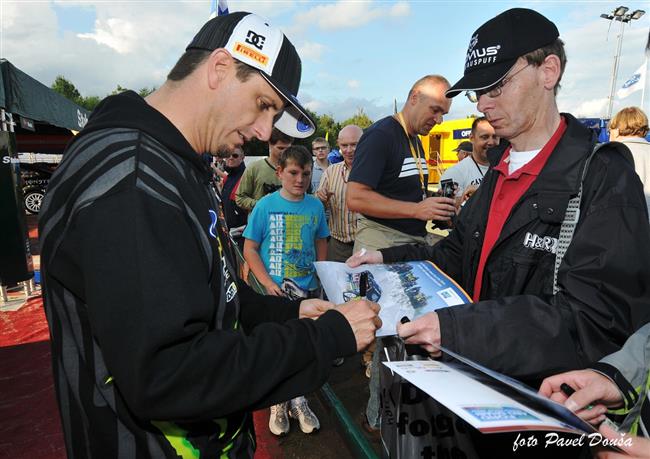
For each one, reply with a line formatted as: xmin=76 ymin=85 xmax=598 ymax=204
xmin=486 ymin=113 xmax=596 ymax=195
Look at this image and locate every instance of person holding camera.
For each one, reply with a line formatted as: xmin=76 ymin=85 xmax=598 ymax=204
xmin=235 ymin=128 xmax=292 ymax=212
xmin=440 ymin=116 xmax=498 ymax=207
xmin=345 ymin=75 xmax=456 ymax=432
xmin=348 ymin=8 xmax=650 ymax=452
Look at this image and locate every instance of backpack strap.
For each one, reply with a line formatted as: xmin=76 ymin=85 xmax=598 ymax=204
xmin=553 ymin=141 xmax=633 ymax=294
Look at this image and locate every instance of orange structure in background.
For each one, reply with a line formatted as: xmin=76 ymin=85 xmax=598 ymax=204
xmin=420 ymin=117 xmax=476 ymax=184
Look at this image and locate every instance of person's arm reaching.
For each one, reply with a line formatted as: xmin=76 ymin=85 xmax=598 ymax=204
xmin=346 ymin=181 xmax=455 ymax=222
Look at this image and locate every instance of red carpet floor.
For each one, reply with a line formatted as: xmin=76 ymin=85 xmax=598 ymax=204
xmin=0 ymin=294 xmax=280 ymax=458
xmin=0 ymin=295 xmax=65 ymax=459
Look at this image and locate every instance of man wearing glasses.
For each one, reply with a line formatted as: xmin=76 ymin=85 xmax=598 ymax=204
xmin=350 ymin=8 xmax=650 ymax=453
xmin=311 ymin=137 xmax=330 ymax=191
xmin=220 ymin=147 xmax=248 ymax=243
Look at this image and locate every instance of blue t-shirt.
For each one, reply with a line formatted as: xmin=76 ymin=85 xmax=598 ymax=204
xmin=243 ymin=191 xmax=330 ymax=291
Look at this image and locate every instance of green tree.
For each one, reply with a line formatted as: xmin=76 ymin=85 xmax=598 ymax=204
xmin=111 ymin=84 xmax=129 ymax=95
xmin=79 ymin=95 xmax=101 ymax=111
xmin=315 ymin=113 xmax=340 ymax=144
xmin=138 ymin=86 xmax=156 ymax=97
xmin=51 ymin=75 xmax=82 ymax=105
xmin=342 ymin=108 xmax=373 ymax=129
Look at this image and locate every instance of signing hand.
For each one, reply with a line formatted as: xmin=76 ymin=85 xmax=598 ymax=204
xmin=299 ymin=299 xmax=335 ymax=320
xmin=539 ymin=369 xmax=623 ymax=424
xmin=346 ymin=249 xmax=383 ymax=268
xmin=335 ymin=299 xmax=381 ymax=352
xmin=396 ymin=312 xmax=441 ymax=356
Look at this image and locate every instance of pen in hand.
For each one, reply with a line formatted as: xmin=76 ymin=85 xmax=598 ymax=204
xmin=359 ymin=272 xmax=368 ymax=298
xmin=560 ymin=383 xmax=594 ymax=410
xmin=560 ymin=383 xmax=575 ymax=397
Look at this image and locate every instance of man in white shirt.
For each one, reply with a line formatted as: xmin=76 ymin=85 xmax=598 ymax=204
xmin=440 ymin=117 xmax=497 ymax=202
xmin=311 ymin=137 xmax=330 ymax=191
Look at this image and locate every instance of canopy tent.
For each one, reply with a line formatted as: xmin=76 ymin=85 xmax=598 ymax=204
xmin=0 ymin=59 xmax=89 ymax=131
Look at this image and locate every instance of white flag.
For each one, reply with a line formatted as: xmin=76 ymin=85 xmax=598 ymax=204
xmin=617 ymin=62 xmax=647 ymax=99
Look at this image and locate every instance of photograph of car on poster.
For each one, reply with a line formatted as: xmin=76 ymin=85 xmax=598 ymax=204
xmin=315 ymin=261 xmax=471 ymax=336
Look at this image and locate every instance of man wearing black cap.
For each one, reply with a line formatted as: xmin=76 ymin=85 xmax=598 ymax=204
xmin=39 ymin=12 xmax=381 ymax=458
xmin=453 ymin=140 xmax=473 ymax=162
xmin=350 ymin=7 xmax=650 ymax=453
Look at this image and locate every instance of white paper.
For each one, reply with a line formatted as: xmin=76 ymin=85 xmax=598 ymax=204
xmin=314 ymin=261 xmax=471 ymax=336
xmin=383 ymin=360 xmax=584 ymax=434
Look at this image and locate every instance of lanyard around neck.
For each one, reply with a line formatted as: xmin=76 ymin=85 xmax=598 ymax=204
xmin=395 ymin=112 xmax=426 ymax=197
xmin=471 ymin=156 xmax=485 ymax=177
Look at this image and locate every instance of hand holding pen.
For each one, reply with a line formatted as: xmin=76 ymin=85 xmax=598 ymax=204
xmin=538 ymin=370 xmax=624 ymax=424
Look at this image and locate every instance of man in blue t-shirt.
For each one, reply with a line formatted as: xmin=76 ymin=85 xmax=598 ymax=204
xmin=346 ymin=75 xmax=457 ymax=253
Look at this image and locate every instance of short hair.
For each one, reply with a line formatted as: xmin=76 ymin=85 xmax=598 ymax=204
xmin=168 ymin=49 xmax=211 ymax=81
xmin=610 ymin=107 xmax=649 ymax=138
xmin=269 ymin=128 xmax=293 ymax=146
xmin=522 ymin=38 xmax=567 ymax=95
xmin=407 ymin=75 xmax=451 ymax=100
xmin=167 ymin=51 xmax=258 ymax=82
xmin=279 ymin=145 xmax=312 ymax=169
xmin=311 ymin=137 xmax=329 ymax=147
xmin=471 ymin=116 xmax=490 ymax=134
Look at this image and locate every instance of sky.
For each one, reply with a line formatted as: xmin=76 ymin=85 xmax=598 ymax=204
xmin=1 ymin=0 xmax=649 ymax=123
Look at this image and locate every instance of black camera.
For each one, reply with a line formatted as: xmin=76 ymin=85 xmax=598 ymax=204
xmin=439 ymin=179 xmax=456 ymax=199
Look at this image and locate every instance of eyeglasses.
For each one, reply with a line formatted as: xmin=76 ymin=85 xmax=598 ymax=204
xmin=313 ymin=146 xmax=329 ymax=151
xmin=230 ymin=153 xmax=240 ymax=159
xmin=465 ymin=64 xmax=531 ymax=103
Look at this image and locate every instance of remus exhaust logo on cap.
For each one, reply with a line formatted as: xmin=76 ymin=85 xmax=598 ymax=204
xmin=465 ymin=33 xmax=501 ymax=69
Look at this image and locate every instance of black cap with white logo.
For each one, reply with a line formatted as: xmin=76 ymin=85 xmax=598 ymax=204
xmin=187 ymin=11 xmax=315 ymax=138
xmin=446 ymin=8 xmax=559 ymax=98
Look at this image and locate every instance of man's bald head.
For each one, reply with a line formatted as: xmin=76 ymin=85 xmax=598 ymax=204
xmin=338 ymin=124 xmax=363 ymax=166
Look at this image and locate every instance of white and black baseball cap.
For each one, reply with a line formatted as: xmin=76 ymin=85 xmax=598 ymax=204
xmin=187 ymin=12 xmax=315 ymax=138
xmin=446 ymin=8 xmax=559 ymax=98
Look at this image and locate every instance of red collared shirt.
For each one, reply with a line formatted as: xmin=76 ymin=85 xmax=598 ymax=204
xmin=472 ymin=118 xmax=567 ymax=301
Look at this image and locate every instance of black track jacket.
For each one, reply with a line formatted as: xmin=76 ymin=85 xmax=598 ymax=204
xmin=39 ymin=91 xmax=356 ymax=458
xmin=382 ymin=114 xmax=650 ymax=382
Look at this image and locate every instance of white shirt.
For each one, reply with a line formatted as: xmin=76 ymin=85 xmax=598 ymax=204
xmin=508 ymin=149 xmax=540 ymax=175
xmin=620 ymin=137 xmax=650 ymax=222
xmin=440 ymin=156 xmax=490 ymax=197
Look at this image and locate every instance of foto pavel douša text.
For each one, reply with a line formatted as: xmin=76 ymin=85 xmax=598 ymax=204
xmin=513 ymin=431 xmax=633 ymax=452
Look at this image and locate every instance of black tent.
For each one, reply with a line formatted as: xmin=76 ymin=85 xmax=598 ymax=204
xmin=1 ymin=60 xmax=90 ymax=286
xmin=0 ymin=59 xmax=90 ymax=131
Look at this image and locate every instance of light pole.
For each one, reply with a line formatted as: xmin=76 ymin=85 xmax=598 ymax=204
xmin=600 ymin=6 xmax=645 ymax=119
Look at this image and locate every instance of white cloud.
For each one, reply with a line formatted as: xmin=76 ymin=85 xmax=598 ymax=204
xmin=347 ymin=80 xmax=360 ymax=89
xmin=289 ymin=0 xmax=410 ymax=35
xmin=570 ymin=98 xmax=609 ymax=118
xmin=78 ymin=18 xmax=138 ymax=54
xmin=2 ymin=2 xmax=206 ymax=97
xmin=301 ymin=92 xmax=392 ymax=122
xmin=557 ymin=17 xmax=647 ymax=118
xmin=297 ymin=41 xmax=327 ymax=61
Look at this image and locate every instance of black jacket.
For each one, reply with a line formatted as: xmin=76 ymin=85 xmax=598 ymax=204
xmin=221 ymin=162 xmax=247 ymax=229
xmin=39 ymin=91 xmax=356 ymax=458
xmin=382 ymin=114 xmax=650 ymax=382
